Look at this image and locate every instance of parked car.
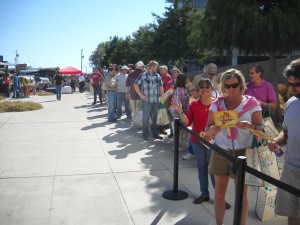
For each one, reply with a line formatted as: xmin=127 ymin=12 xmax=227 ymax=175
xmin=35 ymin=77 xmax=51 ymax=91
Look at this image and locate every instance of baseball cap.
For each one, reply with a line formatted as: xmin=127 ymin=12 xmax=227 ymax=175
xmin=121 ymin=65 xmax=129 ymax=70
xmin=136 ymin=61 xmax=145 ymax=68
xmin=172 ymin=67 xmax=182 ymax=74
xmin=207 ymin=63 xmax=217 ymax=75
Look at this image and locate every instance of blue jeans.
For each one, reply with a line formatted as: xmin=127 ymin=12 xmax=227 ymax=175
xmin=116 ymin=92 xmax=131 ymax=118
xmin=107 ymin=91 xmax=117 ymax=121
xmin=93 ymin=85 xmax=102 ymax=103
xmin=142 ymin=101 xmax=159 ymax=138
xmin=55 ymin=85 xmax=62 ymax=100
xmin=13 ymin=85 xmax=18 ymax=98
xmin=191 ymin=142 xmax=215 ymax=197
xmin=188 ymin=140 xmax=194 ymax=154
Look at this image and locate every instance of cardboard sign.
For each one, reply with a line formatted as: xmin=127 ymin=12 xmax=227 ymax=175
xmin=245 ymin=127 xmax=273 ymax=140
xmin=213 ymin=110 xmax=239 ymax=128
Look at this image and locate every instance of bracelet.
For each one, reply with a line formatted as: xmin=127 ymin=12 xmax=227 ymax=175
xmin=180 ymin=111 xmax=184 ymax=115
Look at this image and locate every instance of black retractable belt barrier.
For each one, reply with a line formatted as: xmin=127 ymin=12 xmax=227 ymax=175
xmin=162 ymin=118 xmax=188 ymax=200
xmin=162 ymin=120 xmax=300 ymax=225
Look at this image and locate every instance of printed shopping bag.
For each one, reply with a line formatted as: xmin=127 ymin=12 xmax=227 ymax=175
xmin=263 ymin=117 xmax=279 ymax=140
xmin=245 ymin=145 xmax=280 ymax=187
xmin=255 ymin=187 xmax=287 ymax=221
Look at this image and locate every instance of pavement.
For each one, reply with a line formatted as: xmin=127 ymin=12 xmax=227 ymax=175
xmin=0 ymin=92 xmax=286 ymax=225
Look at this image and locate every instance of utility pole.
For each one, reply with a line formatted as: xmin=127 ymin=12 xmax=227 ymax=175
xmin=14 ymin=50 xmax=19 ymax=65
xmin=80 ymin=49 xmax=84 ymax=72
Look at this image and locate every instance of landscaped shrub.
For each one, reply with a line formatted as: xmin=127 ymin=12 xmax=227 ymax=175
xmin=0 ymin=101 xmax=43 ymax=112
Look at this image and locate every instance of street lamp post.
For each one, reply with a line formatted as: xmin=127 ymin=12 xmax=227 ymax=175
xmin=80 ymin=49 xmax=84 ymax=72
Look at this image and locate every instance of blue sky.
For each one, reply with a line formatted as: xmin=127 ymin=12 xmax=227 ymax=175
xmin=0 ymin=0 xmax=170 ymax=73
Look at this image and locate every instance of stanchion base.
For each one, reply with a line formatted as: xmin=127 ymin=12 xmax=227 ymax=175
xmin=162 ymin=190 xmax=189 ymax=200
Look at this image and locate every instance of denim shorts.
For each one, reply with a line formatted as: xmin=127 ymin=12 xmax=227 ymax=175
xmin=209 ymin=148 xmax=246 ymax=177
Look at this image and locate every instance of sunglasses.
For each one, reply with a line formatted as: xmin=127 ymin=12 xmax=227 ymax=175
xmin=224 ymin=83 xmax=239 ymax=89
xmin=199 ymin=85 xmax=211 ymax=89
xmin=288 ymin=82 xmax=300 ymax=87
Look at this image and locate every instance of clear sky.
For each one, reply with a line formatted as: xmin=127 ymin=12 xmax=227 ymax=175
xmin=0 ymin=0 xmax=170 ymax=73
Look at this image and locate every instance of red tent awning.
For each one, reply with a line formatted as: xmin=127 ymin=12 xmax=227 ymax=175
xmin=59 ymin=66 xmax=82 ymax=76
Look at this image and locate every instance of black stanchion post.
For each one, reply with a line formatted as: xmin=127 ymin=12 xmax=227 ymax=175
xmin=162 ymin=118 xmax=188 ymax=200
xmin=173 ymin=117 xmax=180 ymax=191
xmin=233 ymin=156 xmax=247 ymax=225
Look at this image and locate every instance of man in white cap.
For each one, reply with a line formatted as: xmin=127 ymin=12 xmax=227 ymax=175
xmin=191 ymin=63 xmax=220 ymax=98
xmin=115 ymin=65 xmax=131 ymax=119
xmin=126 ymin=61 xmax=145 ymax=122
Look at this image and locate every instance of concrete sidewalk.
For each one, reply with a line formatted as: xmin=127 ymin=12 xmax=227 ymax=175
xmin=0 ymin=92 xmax=285 ymax=225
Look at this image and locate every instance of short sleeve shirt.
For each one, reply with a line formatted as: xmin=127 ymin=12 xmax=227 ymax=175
xmin=210 ymin=96 xmax=261 ymax=149
xmin=283 ymin=96 xmax=300 ymax=171
xmin=244 ymin=80 xmax=277 ymax=104
xmin=135 ymin=72 xmax=163 ymax=103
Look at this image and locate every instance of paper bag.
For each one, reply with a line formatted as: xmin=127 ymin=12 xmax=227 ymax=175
xmin=133 ymin=110 xmax=143 ymax=128
xmin=258 ymin=146 xmax=280 ymax=187
xmin=245 ymin=146 xmax=280 ymax=187
xmin=263 ymin=117 xmax=279 ymax=139
xmin=245 ymin=148 xmax=263 ymax=186
xmin=255 ymin=187 xmax=287 ymax=221
xmin=157 ymin=109 xmax=169 ymax=126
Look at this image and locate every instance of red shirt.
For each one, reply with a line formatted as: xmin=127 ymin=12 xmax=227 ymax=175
xmin=90 ymin=73 xmax=103 ymax=85
xmin=165 ymin=80 xmax=175 ymax=92
xmin=186 ymin=99 xmax=212 ymax=142
xmin=161 ymin=74 xmax=172 ymax=91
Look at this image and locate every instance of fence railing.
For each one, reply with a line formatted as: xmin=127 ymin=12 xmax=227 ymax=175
xmin=163 ymin=118 xmax=300 ymax=225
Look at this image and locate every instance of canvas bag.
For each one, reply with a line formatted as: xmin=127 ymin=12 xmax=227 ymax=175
xmin=133 ymin=110 xmax=143 ymax=128
xmin=263 ymin=117 xmax=279 ymax=140
xmin=157 ymin=108 xmax=169 ymax=126
xmin=255 ymin=187 xmax=287 ymax=221
xmin=245 ymin=145 xmax=280 ymax=187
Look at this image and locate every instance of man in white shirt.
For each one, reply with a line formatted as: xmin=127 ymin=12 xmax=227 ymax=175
xmin=78 ymin=74 xmax=85 ymax=93
xmin=115 ymin=65 xmax=131 ymax=119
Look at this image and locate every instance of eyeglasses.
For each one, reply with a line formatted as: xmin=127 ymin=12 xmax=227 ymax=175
xmin=288 ymin=82 xmax=300 ymax=87
xmin=224 ymin=83 xmax=239 ymax=89
xmin=199 ymin=85 xmax=211 ymax=89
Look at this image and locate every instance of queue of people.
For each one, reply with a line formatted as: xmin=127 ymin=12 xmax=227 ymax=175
xmin=99 ymin=59 xmax=300 ymax=225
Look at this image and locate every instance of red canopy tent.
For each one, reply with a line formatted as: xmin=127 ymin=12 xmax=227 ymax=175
xmin=59 ymin=66 xmax=82 ymax=76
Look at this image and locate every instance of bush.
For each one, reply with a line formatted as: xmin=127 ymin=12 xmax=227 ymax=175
xmin=0 ymin=95 xmax=5 ymax=101
xmin=0 ymin=101 xmax=43 ymax=112
xmin=36 ymin=91 xmax=55 ymax=96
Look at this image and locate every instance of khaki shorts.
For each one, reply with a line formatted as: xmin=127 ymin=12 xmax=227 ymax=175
xmin=209 ymin=148 xmax=246 ymax=177
xmin=275 ymin=164 xmax=300 ymax=217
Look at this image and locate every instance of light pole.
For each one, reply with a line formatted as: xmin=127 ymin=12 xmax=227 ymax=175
xmin=80 ymin=49 xmax=84 ymax=72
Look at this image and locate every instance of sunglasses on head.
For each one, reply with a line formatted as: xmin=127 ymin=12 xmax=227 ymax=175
xmin=199 ymin=85 xmax=211 ymax=89
xmin=288 ymin=82 xmax=300 ymax=87
xmin=224 ymin=83 xmax=239 ymax=89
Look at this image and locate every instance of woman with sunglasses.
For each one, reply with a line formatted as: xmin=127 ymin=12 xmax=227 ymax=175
xmin=171 ymin=77 xmax=231 ymax=208
xmin=205 ymin=69 xmax=263 ymax=225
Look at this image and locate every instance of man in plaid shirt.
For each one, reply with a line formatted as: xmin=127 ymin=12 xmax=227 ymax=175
xmin=134 ymin=61 xmax=164 ymax=140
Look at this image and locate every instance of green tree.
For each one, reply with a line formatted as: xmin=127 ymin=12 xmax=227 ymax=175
xmin=131 ymin=24 xmax=157 ymax=63
xmin=186 ymin=10 xmax=210 ymax=64
xmin=152 ymin=0 xmax=196 ymax=70
xmin=89 ymin=41 xmax=110 ymax=70
xmin=201 ymin=0 xmax=300 ymax=117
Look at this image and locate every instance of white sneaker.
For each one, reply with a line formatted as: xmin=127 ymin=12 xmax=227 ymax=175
xmin=182 ymin=153 xmax=196 ymax=160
